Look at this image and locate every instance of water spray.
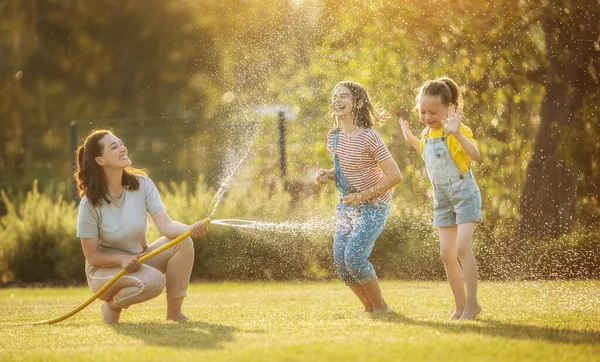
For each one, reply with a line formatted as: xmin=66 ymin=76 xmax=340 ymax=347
xmin=210 ymin=218 xmax=333 ymax=235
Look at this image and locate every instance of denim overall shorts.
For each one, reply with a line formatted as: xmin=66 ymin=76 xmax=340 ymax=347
xmin=423 ymin=127 xmax=482 ymax=227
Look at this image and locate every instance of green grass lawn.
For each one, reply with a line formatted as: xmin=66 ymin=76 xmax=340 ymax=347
xmin=0 ymin=280 xmax=598 ymax=361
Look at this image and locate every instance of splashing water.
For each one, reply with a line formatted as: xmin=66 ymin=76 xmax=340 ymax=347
xmin=206 ymin=116 xmax=260 ymax=219
xmin=206 ymin=148 xmax=252 ymax=219
xmin=211 ymin=218 xmax=334 ymax=236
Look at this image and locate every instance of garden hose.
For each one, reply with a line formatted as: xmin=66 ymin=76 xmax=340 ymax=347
xmin=8 ymin=219 xmax=209 ymax=326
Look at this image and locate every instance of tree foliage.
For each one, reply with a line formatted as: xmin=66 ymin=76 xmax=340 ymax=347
xmin=1 ymin=0 xmax=598 ymax=240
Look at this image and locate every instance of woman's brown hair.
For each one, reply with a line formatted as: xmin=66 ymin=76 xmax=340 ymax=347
xmin=331 ymin=81 xmax=384 ymax=128
xmin=74 ymin=129 xmax=147 ymax=207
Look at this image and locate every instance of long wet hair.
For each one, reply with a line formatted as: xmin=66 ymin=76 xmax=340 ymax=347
xmin=415 ymin=77 xmax=463 ymax=110
xmin=74 ymin=129 xmax=147 ymax=207
xmin=331 ymin=81 xmax=384 ymax=128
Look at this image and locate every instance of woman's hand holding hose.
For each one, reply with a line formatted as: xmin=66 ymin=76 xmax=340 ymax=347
xmin=190 ymin=218 xmax=210 ymax=237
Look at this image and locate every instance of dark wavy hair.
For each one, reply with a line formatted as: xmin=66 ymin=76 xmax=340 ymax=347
xmin=331 ymin=81 xmax=384 ymax=128
xmin=74 ymin=129 xmax=147 ymax=207
xmin=415 ymin=77 xmax=464 ymax=110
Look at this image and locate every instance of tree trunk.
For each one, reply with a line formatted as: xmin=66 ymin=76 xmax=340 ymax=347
xmin=518 ymin=84 xmax=581 ymax=238
xmin=518 ymin=0 xmax=595 ymax=239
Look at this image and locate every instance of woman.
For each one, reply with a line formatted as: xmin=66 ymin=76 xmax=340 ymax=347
xmin=75 ymin=129 xmax=208 ymax=323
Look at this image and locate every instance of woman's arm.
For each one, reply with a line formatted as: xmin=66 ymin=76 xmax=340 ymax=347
xmin=151 ymin=209 xmax=209 ymax=239
xmin=80 ymin=238 xmax=142 ymax=272
xmin=342 ymin=157 xmax=402 ymax=206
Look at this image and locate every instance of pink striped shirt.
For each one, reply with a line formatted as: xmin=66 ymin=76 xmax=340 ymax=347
xmin=326 ymin=127 xmax=393 ymax=204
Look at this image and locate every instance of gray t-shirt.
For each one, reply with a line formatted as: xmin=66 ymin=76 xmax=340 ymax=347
xmin=77 ymin=176 xmax=165 ymax=255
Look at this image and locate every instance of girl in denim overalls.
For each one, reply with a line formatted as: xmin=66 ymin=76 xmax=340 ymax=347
xmin=315 ymin=81 xmax=402 ymax=313
xmin=399 ymin=77 xmax=483 ymax=320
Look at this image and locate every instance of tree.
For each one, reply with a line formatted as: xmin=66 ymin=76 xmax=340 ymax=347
xmin=519 ymin=0 xmax=600 ymax=238
xmin=0 ymin=0 xmax=219 ymax=193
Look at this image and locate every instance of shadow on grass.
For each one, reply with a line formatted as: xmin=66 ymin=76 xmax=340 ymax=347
xmin=110 ymin=321 xmax=237 ymax=349
xmin=371 ymin=312 xmax=600 ymax=345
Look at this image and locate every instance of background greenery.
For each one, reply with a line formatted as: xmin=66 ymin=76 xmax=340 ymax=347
xmin=1 ymin=0 xmax=598 ymax=283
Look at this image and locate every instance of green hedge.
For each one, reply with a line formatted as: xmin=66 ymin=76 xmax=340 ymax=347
xmin=0 ymin=182 xmax=83 ymax=283
xmin=0 ymin=180 xmax=598 ymax=284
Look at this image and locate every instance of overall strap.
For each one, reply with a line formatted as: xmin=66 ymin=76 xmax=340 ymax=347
xmin=332 ymin=127 xmax=340 ymax=151
xmin=439 ymin=128 xmax=468 ymax=169
xmin=331 ymin=127 xmax=357 ymax=197
xmin=423 ymin=126 xmax=450 ymax=142
xmin=441 ymin=128 xmax=450 ymax=142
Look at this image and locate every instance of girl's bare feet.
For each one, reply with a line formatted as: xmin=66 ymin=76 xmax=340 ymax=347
xmin=101 ymin=300 xmax=122 ymax=324
xmin=460 ymin=304 xmax=481 ymax=320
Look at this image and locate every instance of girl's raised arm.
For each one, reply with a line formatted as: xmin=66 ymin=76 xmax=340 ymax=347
xmin=399 ymin=118 xmax=423 ymax=155
xmin=442 ymin=107 xmax=480 ymax=161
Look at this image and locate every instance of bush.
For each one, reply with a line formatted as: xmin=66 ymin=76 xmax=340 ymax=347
xmin=0 ymin=182 xmax=83 ymax=283
xmin=1 ymin=179 xmax=598 ymax=283
xmin=372 ymin=213 xmax=443 ymax=280
xmin=509 ymin=226 xmax=600 ymax=280
xmin=151 ymin=178 xmax=336 ymax=281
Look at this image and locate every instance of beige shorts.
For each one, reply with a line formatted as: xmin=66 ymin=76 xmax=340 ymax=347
xmin=85 ymin=236 xmax=194 ymax=308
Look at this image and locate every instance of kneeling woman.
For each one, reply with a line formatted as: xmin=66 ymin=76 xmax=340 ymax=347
xmin=75 ymin=130 xmax=209 ymax=323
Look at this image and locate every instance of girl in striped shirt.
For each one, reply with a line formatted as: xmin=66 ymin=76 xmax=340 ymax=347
xmin=315 ymin=81 xmax=402 ymax=313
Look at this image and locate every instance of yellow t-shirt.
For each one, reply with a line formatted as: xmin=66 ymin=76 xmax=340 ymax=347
xmin=419 ymin=123 xmax=477 ymax=173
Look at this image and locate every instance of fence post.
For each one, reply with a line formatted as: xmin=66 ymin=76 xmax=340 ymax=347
xmin=278 ymin=110 xmax=287 ymax=177
xmin=70 ymin=121 xmax=79 ymax=203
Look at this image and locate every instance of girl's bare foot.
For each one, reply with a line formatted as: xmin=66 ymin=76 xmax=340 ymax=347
xmin=166 ymin=313 xmax=189 ymax=322
xmin=451 ymin=309 xmax=464 ymax=320
xmin=101 ymin=300 xmax=122 ymax=324
xmin=372 ymin=303 xmax=392 ymax=313
xmin=460 ymin=304 xmax=481 ymax=320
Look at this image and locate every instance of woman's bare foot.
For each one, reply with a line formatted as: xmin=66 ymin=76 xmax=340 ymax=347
xmin=460 ymin=304 xmax=481 ymax=320
xmin=101 ymin=300 xmax=122 ymax=324
xmin=166 ymin=313 xmax=189 ymax=322
xmin=166 ymin=297 xmax=188 ymax=322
